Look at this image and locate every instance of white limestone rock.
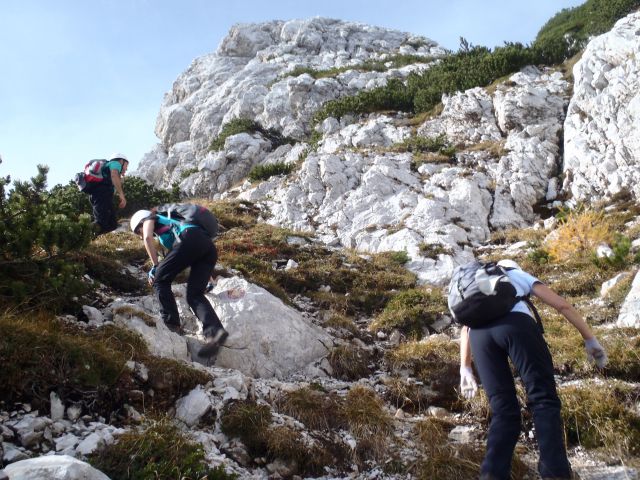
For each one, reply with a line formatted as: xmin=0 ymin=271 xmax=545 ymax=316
xmin=175 ymin=386 xmax=213 ymax=427
xmin=418 ymin=87 xmax=502 ymax=144
xmin=12 ymin=415 xmax=49 ymax=449
xmin=81 ymin=306 xmax=104 ymax=326
xmin=2 ymin=442 xmax=29 ymax=463
xmin=136 ymin=18 xmax=445 ymax=192
xmin=75 ymin=432 xmax=103 ymax=456
xmin=49 ymin=393 xmax=64 ymax=422
xmin=617 ymin=269 xmax=640 ymax=328
xmin=111 ymin=300 xmax=190 ymax=362
xmin=66 ymin=406 xmax=81 ymax=423
xmin=3 ymin=455 xmax=110 ymax=480
xmin=54 ymin=433 xmax=79 ymax=452
xmin=210 ymin=277 xmax=332 ymax=378
xmin=564 ymin=12 xmax=640 ymax=202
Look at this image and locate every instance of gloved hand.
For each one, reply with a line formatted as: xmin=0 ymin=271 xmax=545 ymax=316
xmin=584 ymin=337 xmax=608 ymax=368
xmin=460 ymin=365 xmax=478 ymax=399
xmin=148 ymin=265 xmax=157 ymax=285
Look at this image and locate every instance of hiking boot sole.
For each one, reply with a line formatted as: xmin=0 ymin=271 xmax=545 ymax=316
xmin=198 ymin=330 xmax=228 ymax=358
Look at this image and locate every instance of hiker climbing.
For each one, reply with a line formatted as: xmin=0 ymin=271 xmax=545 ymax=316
xmin=448 ymin=259 xmax=607 ymax=480
xmin=76 ymin=154 xmax=128 ymax=235
xmin=130 ymin=204 xmax=228 ymax=358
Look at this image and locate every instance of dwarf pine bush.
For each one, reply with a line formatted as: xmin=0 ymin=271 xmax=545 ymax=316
xmin=313 ymin=1 xmax=639 ymax=126
xmin=0 ymin=165 xmax=93 ymax=311
xmin=120 ymin=176 xmax=180 ymax=217
xmin=210 ymin=118 xmax=296 ymax=151
xmin=533 ymin=0 xmax=640 ymax=64
xmin=248 ymin=162 xmax=294 ymax=182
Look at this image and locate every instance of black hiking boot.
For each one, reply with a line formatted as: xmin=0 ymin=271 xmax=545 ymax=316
xmin=166 ymin=323 xmax=184 ymax=335
xmin=198 ymin=328 xmax=229 ymax=358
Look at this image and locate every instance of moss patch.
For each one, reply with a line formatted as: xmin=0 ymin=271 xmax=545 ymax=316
xmin=275 ymin=387 xmax=346 ymax=431
xmin=0 ymin=313 xmax=209 ymax=416
xmin=560 ymin=380 xmax=640 ymax=458
xmin=90 ymin=418 xmax=234 ymax=479
xmin=385 ymin=338 xmax=460 ymax=409
xmin=370 ymin=287 xmax=446 ymax=337
xmin=328 ymin=344 xmax=374 ymax=381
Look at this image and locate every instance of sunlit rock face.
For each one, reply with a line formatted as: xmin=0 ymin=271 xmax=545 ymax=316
xmin=564 ymin=12 xmax=640 ymax=202
xmin=135 ymin=17 xmax=444 ymax=191
xmin=131 ymin=13 xmax=637 ymax=283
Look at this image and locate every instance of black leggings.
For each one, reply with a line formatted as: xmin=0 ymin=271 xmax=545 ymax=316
xmin=470 ymin=312 xmax=571 ymax=480
xmin=153 ymin=227 xmax=222 ymax=334
xmin=88 ymin=183 xmax=117 ymax=234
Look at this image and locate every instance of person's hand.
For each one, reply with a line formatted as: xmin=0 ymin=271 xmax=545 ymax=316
xmin=148 ymin=265 xmax=157 ymax=285
xmin=460 ymin=365 xmax=478 ymax=399
xmin=118 ymin=196 xmax=126 ymax=209
xmin=585 ymin=337 xmax=608 ymax=368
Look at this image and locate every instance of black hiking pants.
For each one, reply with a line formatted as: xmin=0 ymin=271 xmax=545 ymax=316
xmin=153 ymin=227 xmax=223 ymax=335
xmin=86 ymin=183 xmax=118 ymax=234
xmin=469 ymin=312 xmax=571 ymax=480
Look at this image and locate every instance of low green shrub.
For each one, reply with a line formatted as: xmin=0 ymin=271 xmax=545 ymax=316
xmin=210 ymin=118 xmax=296 ymax=151
xmin=288 ymin=54 xmax=434 ymax=80
xmin=533 ymin=0 xmax=640 ymax=64
xmin=248 ymin=162 xmax=294 ymax=182
xmin=313 ymin=1 xmax=638 ymax=127
xmin=121 ymin=176 xmax=180 ymax=217
xmin=419 ymin=242 xmax=454 ymax=259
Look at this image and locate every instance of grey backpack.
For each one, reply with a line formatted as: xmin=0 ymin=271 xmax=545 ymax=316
xmin=447 ymin=261 xmax=540 ymax=329
xmin=155 ymin=203 xmax=218 ymax=239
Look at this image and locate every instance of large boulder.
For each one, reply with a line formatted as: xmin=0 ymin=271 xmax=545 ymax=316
xmin=210 ymin=277 xmax=332 ymax=378
xmin=111 ymin=300 xmax=190 ymax=362
xmin=2 ymin=455 xmax=110 ymax=480
xmin=564 ymin=12 xmax=640 ymax=202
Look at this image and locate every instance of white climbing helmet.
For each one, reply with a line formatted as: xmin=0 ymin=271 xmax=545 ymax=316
xmin=130 ymin=210 xmax=152 ymax=233
xmin=109 ymin=153 xmax=129 ymax=163
xmin=497 ymin=259 xmax=522 ymax=270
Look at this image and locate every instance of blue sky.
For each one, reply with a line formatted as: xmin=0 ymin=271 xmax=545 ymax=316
xmin=0 ymin=0 xmax=584 ymax=188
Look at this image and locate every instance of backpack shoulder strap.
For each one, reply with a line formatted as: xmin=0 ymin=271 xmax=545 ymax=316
xmin=517 ymin=295 xmax=544 ymax=334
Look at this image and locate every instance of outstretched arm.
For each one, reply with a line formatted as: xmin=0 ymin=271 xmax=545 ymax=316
xmin=532 ymin=282 xmax=607 ymax=367
xmin=531 ymin=283 xmax=594 ymax=340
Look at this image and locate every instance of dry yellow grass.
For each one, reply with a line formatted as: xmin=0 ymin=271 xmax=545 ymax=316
xmin=545 ymin=209 xmax=614 ymax=261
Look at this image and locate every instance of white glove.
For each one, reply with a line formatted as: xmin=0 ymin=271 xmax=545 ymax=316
xmin=584 ymin=337 xmax=608 ymax=368
xmin=459 ymin=365 xmax=478 ymax=399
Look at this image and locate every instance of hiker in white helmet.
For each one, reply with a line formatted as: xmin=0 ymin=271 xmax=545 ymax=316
xmin=129 ymin=207 xmax=228 ymax=358
xmin=456 ymin=259 xmax=607 ymax=480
